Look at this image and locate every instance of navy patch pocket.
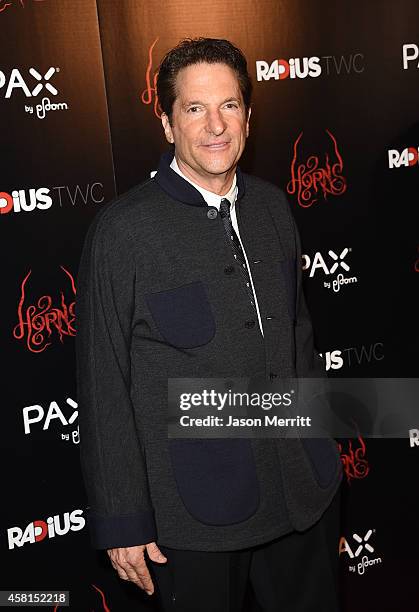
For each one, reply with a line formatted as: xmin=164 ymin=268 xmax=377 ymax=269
xmin=145 ymin=280 xmax=216 ymax=348
xmin=169 ymin=438 xmax=260 ymax=525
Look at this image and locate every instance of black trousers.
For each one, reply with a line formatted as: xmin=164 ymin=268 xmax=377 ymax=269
xmin=148 ymin=487 xmax=341 ymax=612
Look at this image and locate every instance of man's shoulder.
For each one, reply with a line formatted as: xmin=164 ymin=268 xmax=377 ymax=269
xmin=91 ymin=177 xmax=161 ymax=230
xmin=83 ymin=177 xmax=168 ymax=249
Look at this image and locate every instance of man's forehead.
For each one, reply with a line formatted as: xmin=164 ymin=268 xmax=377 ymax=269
xmin=174 ymin=63 xmax=242 ymax=103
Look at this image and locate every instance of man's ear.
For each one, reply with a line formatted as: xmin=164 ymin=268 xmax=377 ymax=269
xmin=161 ymin=112 xmax=174 ymax=144
xmin=246 ymin=106 xmax=252 ymax=138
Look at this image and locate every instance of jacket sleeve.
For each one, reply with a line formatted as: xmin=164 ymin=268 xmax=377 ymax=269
xmin=290 ymin=211 xmax=325 ymax=379
xmin=75 ymin=211 xmax=157 ymax=550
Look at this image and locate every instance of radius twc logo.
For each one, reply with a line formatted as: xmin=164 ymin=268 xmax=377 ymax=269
xmin=7 ymin=509 xmax=85 ymax=549
xmin=1 ymin=182 xmax=105 ymax=214
xmin=302 ymin=247 xmax=358 ymax=293
xmin=388 ymin=146 xmax=419 ymax=169
xmin=255 ymin=52 xmax=364 ymax=81
xmin=339 ymin=529 xmax=383 ymax=576
xmin=0 ymin=66 xmax=69 ymax=119
xmin=319 ymin=342 xmax=384 ymax=371
xmin=0 ymin=187 xmax=52 ymax=214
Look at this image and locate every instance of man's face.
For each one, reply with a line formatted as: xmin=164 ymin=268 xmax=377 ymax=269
xmin=161 ymin=62 xmax=251 ymax=181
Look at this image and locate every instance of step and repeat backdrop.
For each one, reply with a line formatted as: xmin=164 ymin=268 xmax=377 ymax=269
xmin=1 ymin=1 xmax=418 ymax=610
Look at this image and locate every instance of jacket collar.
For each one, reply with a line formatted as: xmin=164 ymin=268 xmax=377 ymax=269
xmin=154 ymin=148 xmax=246 ymax=206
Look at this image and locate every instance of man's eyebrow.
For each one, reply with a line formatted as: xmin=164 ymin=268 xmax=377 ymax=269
xmin=182 ymin=97 xmax=242 ymax=108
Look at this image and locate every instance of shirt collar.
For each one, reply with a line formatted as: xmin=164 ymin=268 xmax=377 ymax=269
xmin=154 ymin=149 xmax=246 ymax=207
xmin=170 ymin=155 xmax=237 ymax=210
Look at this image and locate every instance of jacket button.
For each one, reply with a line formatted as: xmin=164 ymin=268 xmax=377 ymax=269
xmin=207 ymin=208 xmax=218 ymax=219
xmin=244 ymin=320 xmax=256 ymax=328
xmin=224 ymin=265 xmax=235 ymax=275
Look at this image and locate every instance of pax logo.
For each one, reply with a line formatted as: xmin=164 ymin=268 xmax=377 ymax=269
xmin=402 ymin=43 xmax=419 ymax=69
xmin=302 ymin=248 xmax=358 ymax=292
xmin=23 ymin=396 xmax=79 ymax=445
xmin=388 ymin=147 xmax=418 ymax=169
xmin=302 ymin=248 xmax=357 ymax=293
xmin=7 ymin=509 xmax=85 ymax=549
xmin=339 ymin=529 xmax=375 ymax=559
xmin=0 ymin=67 xmax=58 ymax=98
xmin=339 ymin=529 xmax=382 ymax=576
xmin=256 ymin=56 xmax=321 ymax=81
xmin=302 ymin=248 xmax=351 ymax=276
xmin=0 ymin=66 xmax=68 ymax=119
xmin=0 ymin=188 xmax=52 ymax=214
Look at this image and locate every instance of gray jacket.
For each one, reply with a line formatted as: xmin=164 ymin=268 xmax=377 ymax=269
xmin=75 ymin=150 xmax=342 ymax=551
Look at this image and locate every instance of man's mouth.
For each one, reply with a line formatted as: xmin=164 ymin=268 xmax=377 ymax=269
xmin=201 ymin=142 xmax=230 ymax=150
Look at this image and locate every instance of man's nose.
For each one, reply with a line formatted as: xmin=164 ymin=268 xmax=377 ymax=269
xmin=206 ymin=109 xmax=226 ymax=136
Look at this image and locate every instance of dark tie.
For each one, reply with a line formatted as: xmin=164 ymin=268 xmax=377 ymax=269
xmin=219 ymin=198 xmax=258 ymax=315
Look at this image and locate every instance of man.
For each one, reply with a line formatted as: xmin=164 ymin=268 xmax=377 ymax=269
xmin=76 ymin=38 xmax=343 ymax=611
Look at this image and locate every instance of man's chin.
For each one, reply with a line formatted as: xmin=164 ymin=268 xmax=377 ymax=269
xmin=197 ymin=158 xmax=237 ymax=176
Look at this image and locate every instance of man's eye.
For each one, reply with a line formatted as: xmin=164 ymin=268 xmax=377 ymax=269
xmin=187 ymin=106 xmax=200 ymax=113
xmin=225 ymin=103 xmax=238 ymax=109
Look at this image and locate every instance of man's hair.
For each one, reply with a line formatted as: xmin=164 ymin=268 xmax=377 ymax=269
xmin=156 ymin=37 xmax=252 ymax=123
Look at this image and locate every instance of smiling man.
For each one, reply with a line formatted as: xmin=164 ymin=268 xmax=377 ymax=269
xmin=161 ymin=60 xmax=250 ymax=193
xmin=76 ymin=38 xmax=342 ymax=612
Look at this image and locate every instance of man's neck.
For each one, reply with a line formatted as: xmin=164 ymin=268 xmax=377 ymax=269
xmin=175 ymin=155 xmax=236 ymax=196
